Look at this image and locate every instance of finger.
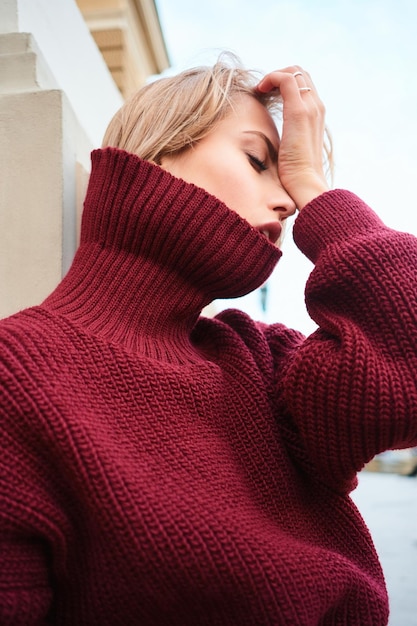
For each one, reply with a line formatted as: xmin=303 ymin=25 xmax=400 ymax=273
xmin=256 ymin=72 xmax=310 ymax=106
xmin=256 ymin=67 xmax=314 ymax=98
xmin=285 ymin=67 xmax=321 ymax=100
xmin=290 ymin=70 xmax=311 ymax=95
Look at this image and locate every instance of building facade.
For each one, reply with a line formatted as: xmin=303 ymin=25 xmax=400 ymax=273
xmin=76 ymin=0 xmax=168 ymax=97
xmin=0 ymin=0 xmax=168 ymax=319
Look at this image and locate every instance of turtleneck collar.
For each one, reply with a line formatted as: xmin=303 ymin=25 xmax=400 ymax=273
xmin=43 ymin=148 xmax=281 ymax=362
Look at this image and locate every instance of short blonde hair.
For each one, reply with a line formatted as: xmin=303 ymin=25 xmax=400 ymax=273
xmin=102 ymin=53 xmax=332 ymax=178
xmin=102 ymin=54 xmax=281 ymax=163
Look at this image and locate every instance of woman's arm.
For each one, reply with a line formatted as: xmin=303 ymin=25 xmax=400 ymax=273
xmin=283 ymin=189 xmax=417 ymax=492
xmin=259 ymin=67 xmax=417 ymax=490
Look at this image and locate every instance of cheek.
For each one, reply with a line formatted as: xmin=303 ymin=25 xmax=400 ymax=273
xmin=225 ymin=170 xmax=257 ymax=204
xmin=182 ymin=150 xmax=257 ymax=221
xmin=198 ymin=162 xmax=244 ymax=208
xmin=213 ymin=175 xmax=246 ymax=211
xmin=218 ymin=180 xmax=258 ymax=224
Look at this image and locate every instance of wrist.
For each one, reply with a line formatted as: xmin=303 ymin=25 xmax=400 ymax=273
xmin=294 ymin=180 xmax=330 ymax=211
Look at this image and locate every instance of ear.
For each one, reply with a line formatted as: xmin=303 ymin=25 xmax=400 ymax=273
xmin=158 ymin=154 xmax=175 ymax=173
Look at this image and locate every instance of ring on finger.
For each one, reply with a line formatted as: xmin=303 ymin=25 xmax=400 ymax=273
xmin=292 ymin=71 xmax=303 ymax=78
xmin=299 ymin=87 xmax=312 ymax=92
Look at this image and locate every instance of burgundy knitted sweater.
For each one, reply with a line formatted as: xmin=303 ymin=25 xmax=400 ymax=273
xmin=1 ymin=148 xmax=416 ymax=625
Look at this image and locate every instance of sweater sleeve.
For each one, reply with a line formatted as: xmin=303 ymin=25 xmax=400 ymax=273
xmin=282 ymin=189 xmax=417 ymax=491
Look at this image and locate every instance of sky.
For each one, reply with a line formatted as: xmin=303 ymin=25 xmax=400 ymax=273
xmin=154 ymin=0 xmax=417 ymax=333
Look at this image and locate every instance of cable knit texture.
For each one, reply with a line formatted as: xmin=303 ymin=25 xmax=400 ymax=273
xmin=0 ymin=148 xmax=416 ymax=625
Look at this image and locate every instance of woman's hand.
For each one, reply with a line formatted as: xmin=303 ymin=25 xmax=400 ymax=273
xmin=257 ymin=67 xmax=330 ymax=210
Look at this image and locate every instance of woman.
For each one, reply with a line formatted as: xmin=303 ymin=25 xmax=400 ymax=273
xmin=0 ymin=56 xmax=416 ymax=625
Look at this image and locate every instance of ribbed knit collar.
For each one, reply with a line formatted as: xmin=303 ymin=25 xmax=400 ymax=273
xmin=43 ymin=148 xmax=281 ymax=362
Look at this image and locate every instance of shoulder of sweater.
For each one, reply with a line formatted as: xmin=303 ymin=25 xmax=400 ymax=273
xmin=0 ymin=306 xmax=45 ymax=346
xmin=0 ymin=306 xmax=58 ymax=347
xmin=196 ymin=308 xmax=304 ymax=365
xmin=0 ymin=307 xmax=70 ymax=378
xmin=214 ymin=307 xmax=303 ymax=339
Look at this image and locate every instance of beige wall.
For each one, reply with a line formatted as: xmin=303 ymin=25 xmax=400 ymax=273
xmin=0 ymin=30 xmax=93 ymax=319
xmin=0 ymin=0 xmax=168 ymax=319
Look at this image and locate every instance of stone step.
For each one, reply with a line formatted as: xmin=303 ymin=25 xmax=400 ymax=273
xmin=0 ymin=32 xmax=57 ymax=94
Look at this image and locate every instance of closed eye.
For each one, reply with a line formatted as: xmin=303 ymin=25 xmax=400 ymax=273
xmin=248 ymin=154 xmax=268 ymax=172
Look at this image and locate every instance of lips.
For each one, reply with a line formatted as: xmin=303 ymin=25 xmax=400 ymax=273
xmin=258 ymin=222 xmax=282 ymax=245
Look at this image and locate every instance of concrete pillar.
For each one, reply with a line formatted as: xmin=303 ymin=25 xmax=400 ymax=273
xmin=0 ymin=33 xmax=89 ymax=317
xmin=0 ymin=0 xmax=122 ymax=319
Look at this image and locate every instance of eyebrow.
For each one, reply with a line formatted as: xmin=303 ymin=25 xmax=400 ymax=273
xmin=243 ymin=131 xmax=278 ymax=164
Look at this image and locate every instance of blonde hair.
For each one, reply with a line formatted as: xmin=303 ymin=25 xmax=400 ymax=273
xmin=102 ymin=54 xmax=333 ymax=178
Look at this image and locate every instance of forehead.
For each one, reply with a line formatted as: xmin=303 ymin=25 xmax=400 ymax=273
xmin=226 ymin=94 xmax=279 ymax=141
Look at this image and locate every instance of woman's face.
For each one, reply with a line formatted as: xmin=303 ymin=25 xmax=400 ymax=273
xmin=160 ymin=95 xmax=296 ymax=245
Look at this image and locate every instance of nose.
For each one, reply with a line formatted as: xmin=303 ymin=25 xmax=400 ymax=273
xmin=268 ymin=184 xmax=297 ymax=219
